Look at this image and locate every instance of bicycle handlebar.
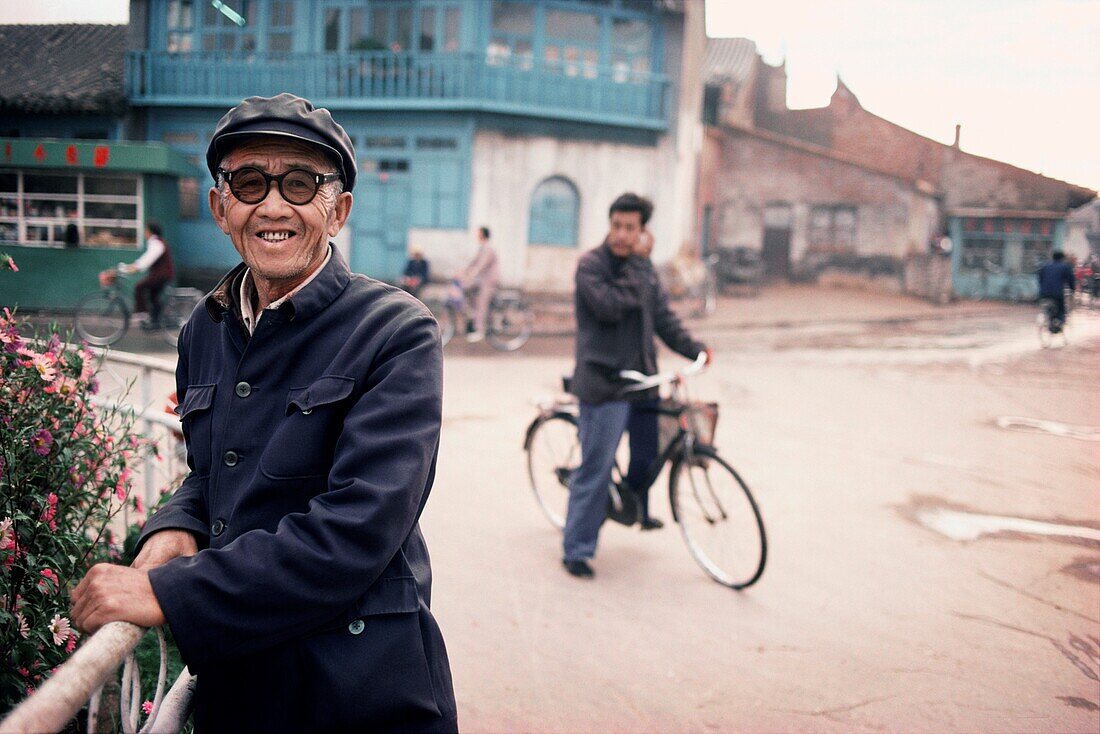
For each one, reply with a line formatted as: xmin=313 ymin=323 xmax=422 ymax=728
xmin=619 ymin=351 xmax=708 ymax=392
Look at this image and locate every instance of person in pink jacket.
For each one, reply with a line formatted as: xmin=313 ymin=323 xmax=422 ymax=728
xmin=459 ymin=226 xmax=500 ymax=341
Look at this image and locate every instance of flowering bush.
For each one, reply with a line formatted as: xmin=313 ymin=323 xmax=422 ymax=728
xmin=0 ymin=307 xmax=151 ymax=713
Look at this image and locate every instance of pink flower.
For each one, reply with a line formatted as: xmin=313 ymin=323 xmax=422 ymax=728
xmin=65 ymin=631 xmax=78 ymax=654
xmin=31 ymin=429 xmax=54 ymax=456
xmin=40 ymin=493 xmax=58 ymax=531
xmin=16 ymin=612 xmax=29 ymax=639
xmin=4 ymin=255 xmax=17 ymax=272
xmin=0 ymin=517 xmax=11 ymax=547
xmin=48 ymin=614 xmax=72 ymax=646
xmin=142 ymin=701 xmax=154 ymax=716
xmin=38 ymin=568 xmax=59 ymax=594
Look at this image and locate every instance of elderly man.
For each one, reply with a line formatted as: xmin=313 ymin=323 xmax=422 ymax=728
xmin=72 ymin=94 xmax=457 ymax=732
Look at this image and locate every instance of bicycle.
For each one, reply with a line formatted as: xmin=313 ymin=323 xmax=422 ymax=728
xmin=74 ymin=268 xmax=204 ymax=348
xmin=659 ymin=256 xmax=719 ymax=318
xmin=523 ymin=353 xmax=767 ymax=589
xmin=428 ymin=280 xmax=534 ymax=352
xmin=1037 ymin=290 xmax=1072 ymax=348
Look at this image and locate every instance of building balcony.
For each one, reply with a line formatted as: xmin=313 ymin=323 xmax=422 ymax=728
xmin=126 ymin=51 xmax=670 ymax=131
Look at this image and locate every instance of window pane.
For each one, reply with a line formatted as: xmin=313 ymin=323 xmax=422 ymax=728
xmin=168 ymin=0 xmax=193 ymax=30
xmin=268 ymin=33 xmax=291 ymax=52
xmin=0 ymin=222 xmax=17 ymax=242
xmin=364 ymin=136 xmax=406 ymax=149
xmin=85 ymin=226 xmax=139 ymax=248
xmin=179 ymin=177 xmax=199 ymax=220
xmin=444 ymin=8 xmax=461 ymax=51
xmin=612 ymin=18 xmax=651 ymax=55
xmin=492 ymin=1 xmax=533 ymax=35
xmin=0 ymin=198 xmax=17 ymax=216
xmin=394 ymin=8 xmax=412 ymax=51
xmin=0 ymin=173 xmax=16 ymax=192
xmin=419 ymin=8 xmax=436 ymax=51
xmin=24 ymin=174 xmax=77 ymax=194
xmin=349 ymin=9 xmax=370 ymax=49
xmin=415 ymin=137 xmax=458 ymax=150
xmin=372 ymin=9 xmax=388 ymax=44
xmin=167 ymin=32 xmax=193 ymax=53
xmin=24 ymin=199 xmax=77 ymax=218
xmin=546 ymin=10 xmax=599 ymax=44
xmin=324 ymin=9 xmax=340 ymax=51
xmin=85 ymin=201 xmax=138 ymax=220
xmin=85 ymin=176 xmax=137 ymax=196
xmin=270 ymin=1 xmax=293 ymax=27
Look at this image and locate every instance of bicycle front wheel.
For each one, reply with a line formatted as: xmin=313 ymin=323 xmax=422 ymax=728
xmin=488 ymin=301 xmax=533 ymax=352
xmin=75 ymin=291 xmax=128 ymax=346
xmin=525 ymin=412 xmax=580 ymax=529
xmin=670 ymin=447 xmax=766 ymax=589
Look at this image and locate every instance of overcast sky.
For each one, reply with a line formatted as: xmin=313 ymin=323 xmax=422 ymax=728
xmin=2 ymin=0 xmax=1097 ymax=191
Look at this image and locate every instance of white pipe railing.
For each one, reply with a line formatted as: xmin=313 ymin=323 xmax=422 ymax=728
xmin=0 ymin=623 xmax=194 ymax=733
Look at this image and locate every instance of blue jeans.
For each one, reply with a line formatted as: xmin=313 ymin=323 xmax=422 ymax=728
xmin=563 ymin=400 xmax=631 ymax=562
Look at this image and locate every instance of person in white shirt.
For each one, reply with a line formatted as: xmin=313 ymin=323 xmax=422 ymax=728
xmin=120 ymin=221 xmax=175 ymax=326
xmin=458 ymin=226 xmax=500 ymax=342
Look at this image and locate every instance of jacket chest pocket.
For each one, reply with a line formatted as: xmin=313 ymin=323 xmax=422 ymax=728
xmin=259 ymin=375 xmax=357 ymax=481
xmin=178 ymin=384 xmax=216 ymax=475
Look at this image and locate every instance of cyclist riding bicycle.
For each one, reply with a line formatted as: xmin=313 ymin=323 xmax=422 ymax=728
xmin=457 ymin=226 xmax=499 ymax=342
xmin=117 ymin=220 xmax=175 ymax=328
xmin=1037 ymin=251 xmax=1075 ymax=332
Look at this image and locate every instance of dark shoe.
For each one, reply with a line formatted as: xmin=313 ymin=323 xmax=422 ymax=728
xmin=640 ymin=517 xmax=664 ymax=531
xmin=562 ymin=559 xmax=594 ymax=578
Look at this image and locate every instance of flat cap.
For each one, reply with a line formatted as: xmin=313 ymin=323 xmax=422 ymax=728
xmin=206 ymin=93 xmax=357 ymax=193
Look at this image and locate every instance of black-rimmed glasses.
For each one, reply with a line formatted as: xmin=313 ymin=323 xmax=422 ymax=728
xmin=218 ymin=166 xmax=342 ymax=205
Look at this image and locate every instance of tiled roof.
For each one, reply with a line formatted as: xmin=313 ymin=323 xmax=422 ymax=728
xmin=0 ymin=24 xmax=127 ymax=115
xmin=704 ymin=37 xmax=758 ymax=85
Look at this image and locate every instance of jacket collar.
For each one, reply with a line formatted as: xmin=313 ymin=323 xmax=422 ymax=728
xmin=204 ymin=244 xmax=352 ymax=324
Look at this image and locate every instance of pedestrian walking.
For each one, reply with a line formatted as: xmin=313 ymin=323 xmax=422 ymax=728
xmin=563 ymin=193 xmax=711 ymax=578
xmin=71 ymin=93 xmax=457 ymax=733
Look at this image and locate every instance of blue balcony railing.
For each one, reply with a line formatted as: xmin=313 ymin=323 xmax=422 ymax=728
xmin=126 ymin=51 xmax=670 ymax=130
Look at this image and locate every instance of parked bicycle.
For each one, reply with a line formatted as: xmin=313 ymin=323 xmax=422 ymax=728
xmin=74 ymin=268 xmax=204 ymax=347
xmin=426 ymin=280 xmax=534 ymax=352
xmin=658 ymin=255 xmax=718 ymax=318
xmin=523 ymin=353 xmax=767 ymax=589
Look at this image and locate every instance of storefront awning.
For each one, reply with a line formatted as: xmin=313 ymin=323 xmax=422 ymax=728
xmin=1 ymin=138 xmax=201 ymax=178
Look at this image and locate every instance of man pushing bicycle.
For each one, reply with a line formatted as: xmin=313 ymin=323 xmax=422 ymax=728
xmin=562 ymin=193 xmax=711 ymax=579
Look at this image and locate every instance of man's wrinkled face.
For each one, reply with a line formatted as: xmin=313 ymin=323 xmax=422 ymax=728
xmin=209 ymin=137 xmax=352 ymax=292
xmin=608 ymin=210 xmax=644 ymax=258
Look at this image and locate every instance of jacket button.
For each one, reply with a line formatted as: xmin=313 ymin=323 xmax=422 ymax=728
xmin=211 ymin=519 xmax=226 ymax=536
xmin=348 ymin=619 xmax=365 ymax=635
xmin=223 ymin=450 xmax=239 ymax=467
xmin=234 ymin=381 xmax=252 ymax=398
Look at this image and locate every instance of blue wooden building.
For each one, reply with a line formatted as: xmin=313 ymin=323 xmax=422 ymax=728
xmin=125 ymin=0 xmax=704 ymax=289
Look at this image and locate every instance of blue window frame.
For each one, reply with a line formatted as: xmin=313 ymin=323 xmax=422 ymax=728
xmin=528 ymin=176 xmax=579 ymax=247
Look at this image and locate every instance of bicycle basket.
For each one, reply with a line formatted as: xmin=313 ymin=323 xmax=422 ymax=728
xmin=684 ymin=401 xmax=719 ymax=446
xmin=656 ymin=400 xmax=720 ymax=450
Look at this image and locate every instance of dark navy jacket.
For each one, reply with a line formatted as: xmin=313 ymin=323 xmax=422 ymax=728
xmin=1037 ymin=260 xmax=1075 ymax=298
xmin=570 ymin=242 xmax=705 ymax=404
xmin=138 ymin=247 xmax=457 ymax=733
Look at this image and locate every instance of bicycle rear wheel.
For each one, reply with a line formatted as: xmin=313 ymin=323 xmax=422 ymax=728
xmin=488 ymin=301 xmax=533 ymax=352
xmin=75 ymin=291 xmax=128 ymax=346
xmin=525 ymin=412 xmax=580 ymax=529
xmin=670 ymin=447 xmax=766 ymax=589
xmin=160 ymin=291 xmax=201 ymax=347
xmin=424 ymin=300 xmax=456 ymax=346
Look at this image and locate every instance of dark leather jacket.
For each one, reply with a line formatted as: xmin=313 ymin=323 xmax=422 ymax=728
xmin=570 ymin=241 xmax=705 ymax=404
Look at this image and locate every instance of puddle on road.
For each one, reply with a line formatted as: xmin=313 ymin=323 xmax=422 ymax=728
xmin=995 ymin=416 xmax=1100 ymax=442
xmin=917 ymin=507 xmax=1100 ymax=543
xmin=900 ymin=495 xmax=1100 ymax=547
xmin=1061 ymin=558 xmax=1100 ymax=583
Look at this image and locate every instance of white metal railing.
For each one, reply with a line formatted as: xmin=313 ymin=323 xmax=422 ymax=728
xmin=1 ymin=347 xmax=194 ymax=732
xmin=0 ymin=623 xmax=195 ymax=733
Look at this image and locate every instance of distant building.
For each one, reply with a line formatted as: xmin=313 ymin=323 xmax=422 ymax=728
xmin=121 ymin=0 xmax=705 ymax=292
xmin=698 ymin=38 xmax=1097 ymax=300
xmin=0 ymin=23 xmax=199 ymax=309
xmin=1064 ymin=199 xmax=1100 ymax=262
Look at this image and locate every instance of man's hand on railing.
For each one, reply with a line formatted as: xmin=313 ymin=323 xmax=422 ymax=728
xmin=70 ymin=565 xmax=166 ymax=635
xmin=131 ymin=528 xmax=199 ymax=571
